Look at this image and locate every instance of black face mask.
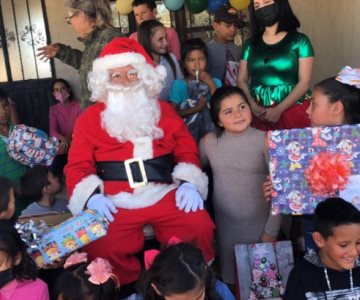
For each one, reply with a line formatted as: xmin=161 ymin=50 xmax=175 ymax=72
xmin=254 ymin=3 xmax=280 ymax=27
xmin=0 ymin=269 xmax=14 ymax=289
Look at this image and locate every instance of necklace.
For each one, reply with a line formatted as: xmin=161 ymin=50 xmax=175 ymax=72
xmin=324 ymin=267 xmax=354 ymax=291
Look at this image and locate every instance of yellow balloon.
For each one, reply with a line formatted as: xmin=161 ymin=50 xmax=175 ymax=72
xmin=229 ymin=0 xmax=250 ymax=11
xmin=116 ymin=0 xmax=133 ymax=15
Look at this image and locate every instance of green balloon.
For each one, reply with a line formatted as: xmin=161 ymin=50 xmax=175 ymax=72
xmin=186 ymin=0 xmax=208 ymax=14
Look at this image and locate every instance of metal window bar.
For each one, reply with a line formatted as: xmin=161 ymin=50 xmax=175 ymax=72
xmin=0 ymin=0 xmax=53 ymax=82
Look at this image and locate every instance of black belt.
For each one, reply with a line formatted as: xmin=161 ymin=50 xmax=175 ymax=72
xmin=96 ymin=154 xmax=174 ymax=187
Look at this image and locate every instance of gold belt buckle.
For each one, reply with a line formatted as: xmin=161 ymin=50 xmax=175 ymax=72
xmin=124 ymin=157 xmax=148 ymax=188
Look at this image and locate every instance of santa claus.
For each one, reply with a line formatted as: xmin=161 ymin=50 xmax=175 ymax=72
xmin=64 ymin=38 xmax=215 ymax=285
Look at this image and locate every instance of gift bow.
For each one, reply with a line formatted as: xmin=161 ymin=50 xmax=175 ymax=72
xmin=86 ymin=257 xmax=118 ymax=286
xmin=64 ymin=253 xmax=120 ymax=288
xmin=336 ymin=66 xmax=360 ymax=88
xmin=144 ymin=236 xmax=182 ymax=270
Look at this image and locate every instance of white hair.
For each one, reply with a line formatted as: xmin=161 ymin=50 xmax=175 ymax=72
xmin=87 ymin=62 xmax=166 ymax=102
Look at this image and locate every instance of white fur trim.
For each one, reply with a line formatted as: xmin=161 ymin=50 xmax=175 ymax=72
xmin=92 ymin=53 xmax=146 ymax=73
xmin=172 ymin=163 xmax=208 ymax=199
xmin=110 ymin=183 xmax=177 ymax=209
xmin=132 ymin=137 xmax=153 ymax=160
xmin=155 ymin=65 xmax=167 ymax=78
xmin=67 ymin=175 xmax=104 ymax=215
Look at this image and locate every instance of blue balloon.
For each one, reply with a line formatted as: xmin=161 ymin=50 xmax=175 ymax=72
xmin=165 ymin=0 xmax=185 ymax=11
xmin=208 ymin=0 xmax=228 ymax=13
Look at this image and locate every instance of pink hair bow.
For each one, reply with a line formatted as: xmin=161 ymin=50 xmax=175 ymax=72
xmin=144 ymin=236 xmax=182 ymax=270
xmin=64 ymin=252 xmax=88 ymax=269
xmin=86 ymin=257 xmax=119 ymax=287
xmin=336 ymin=66 xmax=360 ymax=88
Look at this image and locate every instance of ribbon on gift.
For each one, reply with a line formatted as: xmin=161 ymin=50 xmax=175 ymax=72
xmin=15 ymin=220 xmax=49 ymax=250
xmin=336 ymin=66 xmax=360 ymax=89
xmin=304 ymin=152 xmax=351 ymax=196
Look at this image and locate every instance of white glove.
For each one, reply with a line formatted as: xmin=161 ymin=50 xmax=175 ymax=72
xmin=175 ymin=182 xmax=204 ymax=213
xmin=87 ymin=194 xmax=118 ymax=222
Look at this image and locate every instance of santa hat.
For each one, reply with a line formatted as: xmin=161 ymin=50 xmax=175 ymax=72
xmin=92 ymin=37 xmax=160 ymax=73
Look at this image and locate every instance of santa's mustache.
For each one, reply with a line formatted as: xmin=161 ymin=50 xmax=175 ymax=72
xmin=105 ymin=80 xmax=143 ymax=93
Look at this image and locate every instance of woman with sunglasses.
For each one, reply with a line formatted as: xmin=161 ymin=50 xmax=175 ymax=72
xmin=38 ymin=0 xmax=122 ymax=109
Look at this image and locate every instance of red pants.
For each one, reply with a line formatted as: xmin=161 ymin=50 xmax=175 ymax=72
xmin=252 ymin=100 xmax=310 ymax=131
xmin=84 ymin=189 xmax=215 ymax=284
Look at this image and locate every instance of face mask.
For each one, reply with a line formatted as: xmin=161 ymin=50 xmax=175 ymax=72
xmin=0 ymin=269 xmax=14 ymax=289
xmin=254 ymin=3 xmax=279 ymax=27
xmin=53 ymin=91 xmax=70 ymax=103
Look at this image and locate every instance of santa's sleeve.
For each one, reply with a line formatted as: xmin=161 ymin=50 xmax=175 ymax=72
xmin=64 ymin=112 xmax=103 ymax=215
xmin=168 ymin=107 xmax=208 ymax=200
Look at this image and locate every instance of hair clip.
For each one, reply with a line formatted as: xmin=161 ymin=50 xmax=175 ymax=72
xmin=86 ymin=257 xmax=120 ymax=288
xmin=335 ymin=66 xmax=360 ymax=89
xmin=64 ymin=252 xmax=88 ymax=269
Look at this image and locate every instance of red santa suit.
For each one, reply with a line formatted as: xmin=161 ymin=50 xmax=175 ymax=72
xmin=65 ymin=39 xmax=215 ymax=284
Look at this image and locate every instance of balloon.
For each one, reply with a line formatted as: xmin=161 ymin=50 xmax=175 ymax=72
xmin=185 ymin=0 xmax=208 ymax=14
xmin=229 ymin=0 xmax=250 ymax=11
xmin=116 ymin=0 xmax=133 ymax=15
xmin=208 ymin=0 xmax=227 ymax=14
xmin=165 ymin=0 xmax=185 ymax=11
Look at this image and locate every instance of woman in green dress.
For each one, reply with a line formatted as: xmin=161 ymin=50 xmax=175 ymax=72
xmin=237 ymin=0 xmax=314 ymax=130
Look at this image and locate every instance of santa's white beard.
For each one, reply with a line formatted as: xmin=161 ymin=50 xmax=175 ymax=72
xmin=101 ymin=82 xmax=164 ymax=143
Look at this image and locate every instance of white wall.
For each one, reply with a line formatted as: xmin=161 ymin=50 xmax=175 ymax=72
xmin=45 ymin=0 xmax=83 ymax=99
xmin=290 ymin=0 xmax=360 ymax=85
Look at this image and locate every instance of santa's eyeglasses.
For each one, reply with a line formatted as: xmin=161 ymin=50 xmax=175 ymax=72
xmin=110 ymin=69 xmax=139 ymax=82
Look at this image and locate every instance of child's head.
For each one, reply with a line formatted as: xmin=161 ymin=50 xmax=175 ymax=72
xmin=0 ymin=177 xmax=15 ymax=220
xmin=138 ymin=20 xmax=167 ymax=57
xmin=0 ymin=89 xmax=10 ymax=126
xmin=313 ymin=197 xmax=360 ymax=271
xmin=20 ymin=166 xmax=61 ymax=202
xmin=181 ymin=38 xmax=208 ymax=78
xmin=54 ymin=259 xmax=118 ymax=300
xmin=138 ymin=243 xmax=219 ymax=300
xmin=52 ymin=78 xmax=74 ymax=104
xmin=0 ymin=220 xmax=37 ymax=281
xmin=132 ymin=0 xmax=156 ymax=25
xmin=210 ymin=86 xmax=251 ymax=136
xmin=212 ymin=5 xmax=239 ymax=43
xmin=307 ymin=77 xmax=360 ymax=127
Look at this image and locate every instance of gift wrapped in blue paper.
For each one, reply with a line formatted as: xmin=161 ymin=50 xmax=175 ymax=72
xmin=268 ymin=124 xmax=360 ymax=215
xmin=18 ymin=210 xmax=108 ymax=267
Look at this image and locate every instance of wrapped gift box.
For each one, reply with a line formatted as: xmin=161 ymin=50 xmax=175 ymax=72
xmin=235 ymin=241 xmax=294 ymax=300
xmin=18 ymin=212 xmax=72 ymax=227
xmin=268 ymin=124 xmax=360 ymax=215
xmin=25 ymin=210 xmax=108 ymax=267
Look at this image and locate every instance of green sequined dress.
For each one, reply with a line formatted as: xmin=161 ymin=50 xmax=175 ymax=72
xmin=241 ymin=31 xmax=314 ymax=107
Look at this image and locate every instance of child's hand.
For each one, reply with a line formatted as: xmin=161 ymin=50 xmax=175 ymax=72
xmin=263 ymin=176 xmax=273 ymax=202
xmin=58 ymin=136 xmax=70 ymax=155
xmin=261 ymin=232 xmax=277 ymax=243
xmin=195 ymin=94 xmax=207 ymax=112
xmin=199 ymin=71 xmax=217 ymax=92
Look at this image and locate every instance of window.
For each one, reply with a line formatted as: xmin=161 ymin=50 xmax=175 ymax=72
xmin=0 ymin=0 xmax=52 ymax=82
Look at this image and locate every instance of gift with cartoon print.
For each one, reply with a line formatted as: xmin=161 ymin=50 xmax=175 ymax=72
xmin=21 ymin=210 xmax=108 ymax=267
xmin=235 ymin=241 xmax=294 ymax=300
xmin=268 ymin=124 xmax=360 ymax=215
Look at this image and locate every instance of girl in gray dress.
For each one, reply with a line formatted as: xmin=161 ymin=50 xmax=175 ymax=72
xmin=199 ymin=86 xmax=281 ymax=285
